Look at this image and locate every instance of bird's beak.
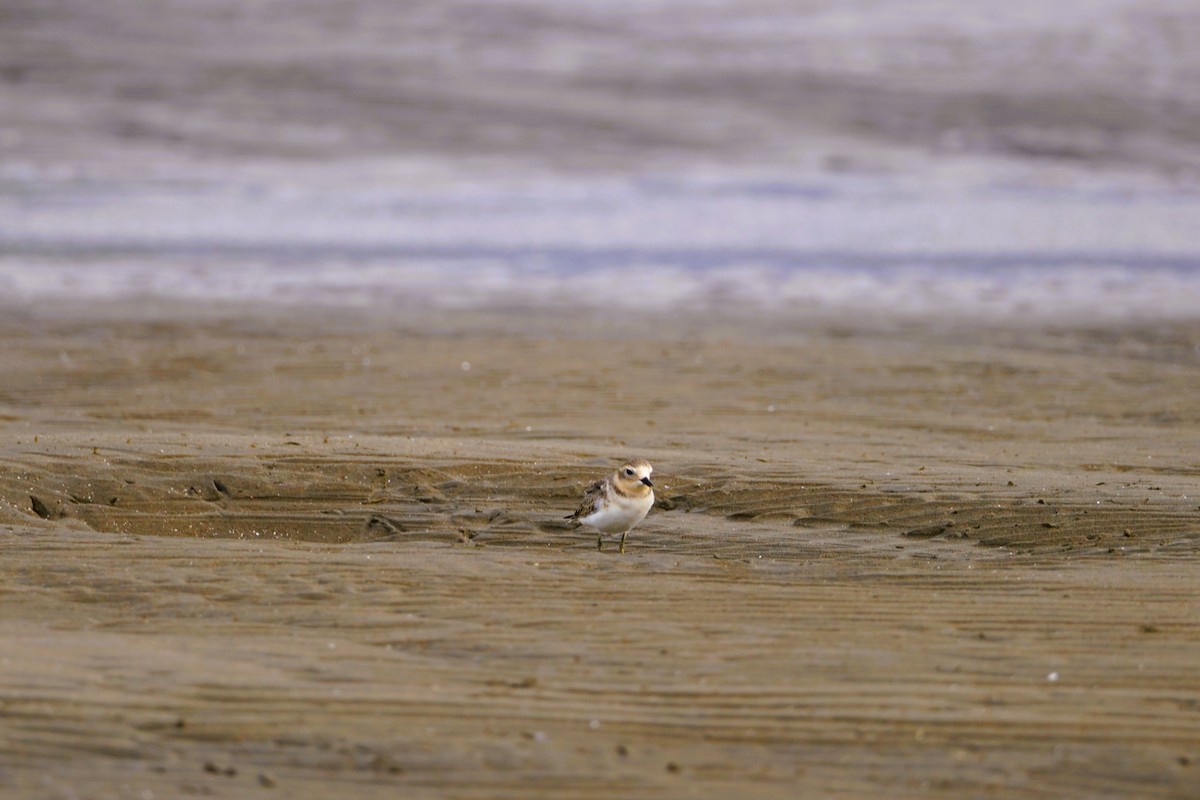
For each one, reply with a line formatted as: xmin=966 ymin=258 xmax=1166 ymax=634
xmin=641 ymin=477 xmax=654 ymax=487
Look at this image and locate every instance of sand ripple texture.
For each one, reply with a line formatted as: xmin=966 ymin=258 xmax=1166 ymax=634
xmin=2 ymin=315 xmax=1200 ymax=798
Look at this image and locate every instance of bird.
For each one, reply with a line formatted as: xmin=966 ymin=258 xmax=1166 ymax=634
xmin=565 ymin=458 xmax=655 ymax=553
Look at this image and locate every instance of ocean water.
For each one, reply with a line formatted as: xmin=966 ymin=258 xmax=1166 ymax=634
xmin=3 ymin=175 xmax=1199 ymax=323
xmin=5 ymin=0 xmax=1200 ymax=326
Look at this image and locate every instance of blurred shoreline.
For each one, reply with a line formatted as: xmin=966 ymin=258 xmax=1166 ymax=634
xmin=4 ymin=175 xmax=1200 ymax=324
xmin=4 ymin=0 xmax=1200 ymax=185
xmin=5 ymin=1 xmax=1200 ymax=325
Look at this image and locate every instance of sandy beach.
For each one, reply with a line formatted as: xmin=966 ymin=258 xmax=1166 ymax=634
xmin=4 ymin=0 xmax=1200 ymax=796
xmin=1 ymin=310 xmax=1198 ymax=798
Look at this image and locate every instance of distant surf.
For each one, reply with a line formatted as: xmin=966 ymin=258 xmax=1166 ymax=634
xmin=3 ymin=177 xmax=1199 ymax=322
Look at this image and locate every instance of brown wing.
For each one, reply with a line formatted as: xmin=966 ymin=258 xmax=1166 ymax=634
xmin=565 ymin=479 xmax=607 ymax=522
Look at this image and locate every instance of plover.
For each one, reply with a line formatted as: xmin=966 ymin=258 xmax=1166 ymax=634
xmin=565 ymin=458 xmax=655 ymax=553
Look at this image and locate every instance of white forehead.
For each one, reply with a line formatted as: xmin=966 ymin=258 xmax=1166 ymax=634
xmin=625 ymin=462 xmax=653 ymax=476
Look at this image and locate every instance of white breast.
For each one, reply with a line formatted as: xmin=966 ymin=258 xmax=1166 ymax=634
xmin=578 ymin=491 xmax=654 ymax=533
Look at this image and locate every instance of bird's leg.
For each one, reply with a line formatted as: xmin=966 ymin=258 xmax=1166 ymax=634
xmin=619 ymin=531 xmax=628 ymax=554
xmin=597 ymin=532 xmax=603 ymax=552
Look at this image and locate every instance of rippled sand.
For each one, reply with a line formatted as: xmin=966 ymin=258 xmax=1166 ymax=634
xmin=2 ymin=310 xmax=1199 ymax=798
xmin=4 ymin=0 xmax=1200 ymax=795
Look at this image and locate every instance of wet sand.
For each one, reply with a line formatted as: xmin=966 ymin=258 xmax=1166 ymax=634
xmin=2 ymin=309 xmax=1199 ymax=798
xmin=4 ymin=0 xmax=1200 ymax=795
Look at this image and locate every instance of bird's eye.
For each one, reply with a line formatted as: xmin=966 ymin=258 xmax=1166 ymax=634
xmin=625 ymin=468 xmax=634 ymax=476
